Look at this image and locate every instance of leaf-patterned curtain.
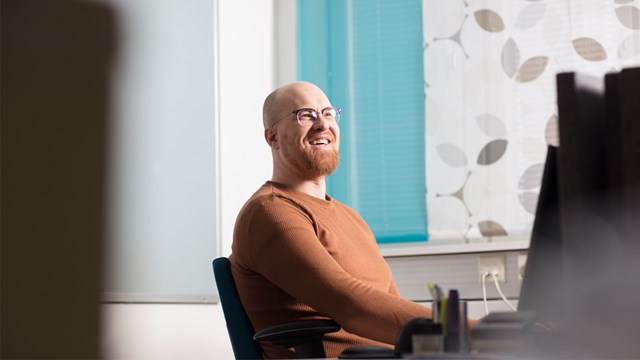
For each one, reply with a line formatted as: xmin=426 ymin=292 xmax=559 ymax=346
xmin=423 ymin=0 xmax=640 ymax=241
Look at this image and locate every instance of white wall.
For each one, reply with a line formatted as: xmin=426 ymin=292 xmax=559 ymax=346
xmin=217 ymin=0 xmax=297 ymax=257
xmin=103 ymin=304 xmax=232 ymax=359
xmin=217 ymin=0 xmax=276 ymax=258
xmin=103 ymin=0 xmax=295 ymax=358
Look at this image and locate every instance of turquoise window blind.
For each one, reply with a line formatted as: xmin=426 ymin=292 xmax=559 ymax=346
xmin=297 ymin=0 xmax=427 ymax=243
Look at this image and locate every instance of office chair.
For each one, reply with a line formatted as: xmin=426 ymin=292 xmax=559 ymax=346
xmin=212 ymin=257 xmax=341 ymax=359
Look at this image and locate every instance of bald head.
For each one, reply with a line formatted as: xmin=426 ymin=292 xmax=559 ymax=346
xmin=262 ymin=81 xmax=330 ymax=128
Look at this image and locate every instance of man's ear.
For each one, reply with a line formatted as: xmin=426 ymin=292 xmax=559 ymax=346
xmin=264 ymin=128 xmax=278 ymax=149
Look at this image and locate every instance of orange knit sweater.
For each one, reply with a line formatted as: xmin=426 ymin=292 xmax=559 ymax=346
xmin=230 ymin=181 xmax=431 ymax=358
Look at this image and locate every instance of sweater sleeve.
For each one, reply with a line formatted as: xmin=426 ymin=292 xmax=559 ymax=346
xmin=242 ymin=194 xmax=431 ymax=345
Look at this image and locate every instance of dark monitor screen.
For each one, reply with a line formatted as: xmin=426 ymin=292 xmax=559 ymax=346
xmin=517 ymin=145 xmax=564 ymax=323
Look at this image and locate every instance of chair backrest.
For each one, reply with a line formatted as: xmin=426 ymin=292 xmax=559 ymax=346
xmin=213 ymin=257 xmax=264 ymax=360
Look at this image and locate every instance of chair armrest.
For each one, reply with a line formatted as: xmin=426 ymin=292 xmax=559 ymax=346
xmin=253 ymin=319 xmax=340 ymax=348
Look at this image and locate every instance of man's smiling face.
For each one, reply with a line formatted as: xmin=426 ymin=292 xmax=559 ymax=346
xmin=266 ymin=82 xmax=341 ymax=180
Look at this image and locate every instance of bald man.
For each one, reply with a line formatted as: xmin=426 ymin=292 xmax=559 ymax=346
xmin=229 ymin=82 xmax=432 ymax=358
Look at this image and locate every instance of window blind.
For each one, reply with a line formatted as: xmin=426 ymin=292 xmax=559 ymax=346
xmin=297 ymin=0 xmax=427 ymax=243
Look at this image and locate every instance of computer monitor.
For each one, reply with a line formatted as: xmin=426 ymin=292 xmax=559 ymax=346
xmin=518 ymin=71 xmax=607 ymax=323
xmin=608 ymin=67 xmax=640 ymax=253
xmin=555 ymin=72 xmax=611 ymax=324
xmin=517 ymin=145 xmax=563 ymax=323
xmin=517 ymin=68 xmax=640 ymax=357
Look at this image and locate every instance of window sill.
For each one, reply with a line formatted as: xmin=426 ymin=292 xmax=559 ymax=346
xmin=379 ymin=236 xmax=530 ymax=257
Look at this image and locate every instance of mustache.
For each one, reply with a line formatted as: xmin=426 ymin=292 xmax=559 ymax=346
xmin=307 ymin=131 xmax=336 ymax=143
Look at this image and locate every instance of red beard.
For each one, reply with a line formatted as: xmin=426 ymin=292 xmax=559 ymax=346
xmin=304 ymin=147 xmax=340 ymax=177
xmin=281 ymin=139 xmax=340 ymax=179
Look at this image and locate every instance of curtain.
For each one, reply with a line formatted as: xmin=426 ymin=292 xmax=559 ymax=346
xmin=423 ymin=0 xmax=640 ymax=241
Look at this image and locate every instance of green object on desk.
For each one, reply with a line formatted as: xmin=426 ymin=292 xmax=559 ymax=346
xmin=439 ymin=295 xmax=447 ymax=334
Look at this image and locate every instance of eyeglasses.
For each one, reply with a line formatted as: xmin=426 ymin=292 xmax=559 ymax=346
xmin=283 ymin=107 xmax=342 ymax=127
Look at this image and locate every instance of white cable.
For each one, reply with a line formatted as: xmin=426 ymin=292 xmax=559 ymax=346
xmin=481 ymin=272 xmax=490 ymax=315
xmin=490 ymin=271 xmax=517 ymax=312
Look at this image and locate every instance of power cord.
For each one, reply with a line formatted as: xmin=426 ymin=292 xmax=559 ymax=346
xmin=481 ymin=271 xmax=517 ymax=315
xmin=481 ymin=272 xmax=490 ymax=315
xmin=490 ymin=271 xmax=517 ymax=312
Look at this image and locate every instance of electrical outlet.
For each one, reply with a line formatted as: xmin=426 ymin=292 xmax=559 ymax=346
xmin=478 ymin=254 xmax=506 ymax=283
xmin=518 ymin=253 xmax=528 ymax=281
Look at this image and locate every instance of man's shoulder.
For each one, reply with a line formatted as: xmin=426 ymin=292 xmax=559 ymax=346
xmin=248 ymin=182 xmax=294 ymax=202
xmin=241 ymin=182 xmax=307 ymax=214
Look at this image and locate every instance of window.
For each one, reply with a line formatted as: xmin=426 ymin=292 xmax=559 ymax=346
xmin=298 ymin=0 xmax=640 ymax=246
xmin=297 ymin=0 xmax=427 ymax=244
xmin=104 ymin=0 xmax=219 ymax=303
